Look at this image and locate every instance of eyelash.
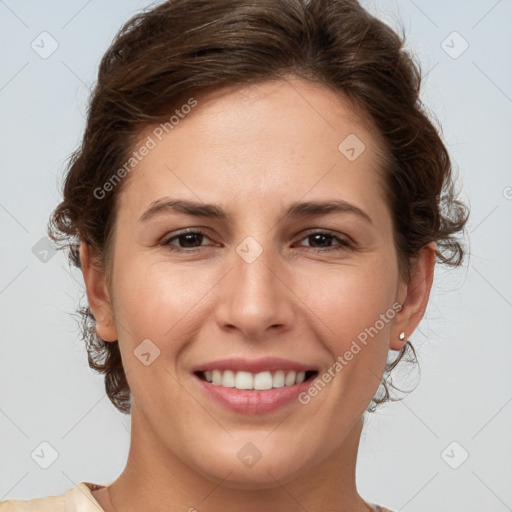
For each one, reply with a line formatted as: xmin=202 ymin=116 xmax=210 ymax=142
xmin=160 ymin=228 xmax=355 ymax=253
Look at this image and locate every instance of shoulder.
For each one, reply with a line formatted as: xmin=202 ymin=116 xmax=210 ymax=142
xmin=0 ymin=482 xmax=104 ymax=512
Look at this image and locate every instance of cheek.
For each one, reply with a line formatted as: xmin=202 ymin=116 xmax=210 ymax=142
xmin=112 ymin=249 xmax=398 ymax=345
xmin=111 ymin=256 xmax=221 ymax=345
xmin=109 ymin=259 xmax=206 ymax=403
xmin=298 ymin=258 xmax=398 ymax=343
xmin=296 ymin=260 xmax=398 ymax=413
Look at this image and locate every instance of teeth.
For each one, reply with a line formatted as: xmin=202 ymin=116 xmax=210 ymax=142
xmin=222 ymin=370 xmax=235 ymax=387
xmin=285 ymin=370 xmax=296 ymax=386
xmin=235 ymin=371 xmax=254 ymax=390
xmin=212 ymin=370 xmax=222 ymax=385
xmin=273 ymin=370 xmax=285 ymax=388
xmin=201 ymin=369 xmax=311 ymax=389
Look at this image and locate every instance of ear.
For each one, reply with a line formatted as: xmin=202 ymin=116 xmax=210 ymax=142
xmin=79 ymin=241 xmax=118 ymax=342
xmin=391 ymin=242 xmax=436 ymax=351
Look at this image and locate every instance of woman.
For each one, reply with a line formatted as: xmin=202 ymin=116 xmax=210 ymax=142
xmin=0 ymin=0 xmax=468 ymax=510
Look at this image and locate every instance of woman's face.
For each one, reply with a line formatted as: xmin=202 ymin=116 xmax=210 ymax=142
xmin=88 ymin=78 xmax=422 ymax=488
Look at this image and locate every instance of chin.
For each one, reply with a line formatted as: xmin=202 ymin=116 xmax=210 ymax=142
xmin=188 ymin=442 xmax=312 ymax=490
xmin=203 ymin=463 xmax=307 ymax=491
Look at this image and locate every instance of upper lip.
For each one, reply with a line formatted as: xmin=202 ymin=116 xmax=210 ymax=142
xmin=192 ymin=357 xmax=317 ymax=374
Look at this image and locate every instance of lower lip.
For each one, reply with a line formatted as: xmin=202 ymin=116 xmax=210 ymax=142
xmin=193 ymin=374 xmax=314 ymax=414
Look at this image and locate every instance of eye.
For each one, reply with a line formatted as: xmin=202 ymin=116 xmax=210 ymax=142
xmin=161 ymin=229 xmax=215 ymax=251
xmin=160 ymin=228 xmax=354 ymax=253
xmin=295 ymin=230 xmax=354 ymax=252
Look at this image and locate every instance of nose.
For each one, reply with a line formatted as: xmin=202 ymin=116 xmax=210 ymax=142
xmin=213 ymin=243 xmax=296 ymax=340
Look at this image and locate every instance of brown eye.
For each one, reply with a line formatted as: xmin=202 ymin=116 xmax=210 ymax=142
xmin=296 ymin=231 xmax=354 ymax=251
xmin=161 ymin=230 xmax=213 ymax=251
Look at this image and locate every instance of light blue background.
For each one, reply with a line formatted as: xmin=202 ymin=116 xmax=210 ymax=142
xmin=0 ymin=1 xmax=511 ymax=510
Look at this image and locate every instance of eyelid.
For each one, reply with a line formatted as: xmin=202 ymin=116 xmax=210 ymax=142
xmin=160 ymin=228 xmax=216 ymax=246
xmin=293 ymin=229 xmax=354 ymax=249
xmin=296 ymin=228 xmax=352 ymax=242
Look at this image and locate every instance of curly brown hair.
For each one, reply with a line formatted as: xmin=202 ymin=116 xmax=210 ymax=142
xmin=48 ymin=0 xmax=469 ymax=415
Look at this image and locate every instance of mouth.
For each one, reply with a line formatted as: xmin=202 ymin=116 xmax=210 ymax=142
xmin=191 ymin=357 xmax=321 ymax=414
xmin=193 ymin=368 xmax=319 ymax=414
xmin=194 ymin=369 xmax=319 ymax=390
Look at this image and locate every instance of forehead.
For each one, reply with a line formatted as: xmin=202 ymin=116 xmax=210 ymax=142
xmin=117 ymin=78 xmax=389 ymax=219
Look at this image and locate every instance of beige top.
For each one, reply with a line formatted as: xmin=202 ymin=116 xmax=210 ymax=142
xmin=0 ymin=482 xmax=395 ymax=511
xmin=0 ymin=483 xmax=103 ymax=511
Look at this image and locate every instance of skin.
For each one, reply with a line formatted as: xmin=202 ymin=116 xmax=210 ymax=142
xmin=80 ymin=77 xmax=435 ymax=512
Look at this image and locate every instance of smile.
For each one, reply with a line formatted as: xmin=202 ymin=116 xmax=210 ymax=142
xmin=195 ymin=369 xmax=317 ymax=390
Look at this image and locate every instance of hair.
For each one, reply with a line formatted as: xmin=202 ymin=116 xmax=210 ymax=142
xmin=48 ymin=0 xmax=469 ymax=415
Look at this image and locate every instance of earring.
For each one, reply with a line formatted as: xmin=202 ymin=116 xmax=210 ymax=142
xmin=399 ymin=331 xmax=405 ymax=340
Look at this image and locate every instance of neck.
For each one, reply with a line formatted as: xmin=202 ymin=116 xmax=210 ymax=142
xmin=98 ymin=406 xmax=372 ymax=512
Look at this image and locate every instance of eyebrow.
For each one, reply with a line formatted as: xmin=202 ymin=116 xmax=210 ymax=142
xmin=139 ymin=198 xmax=373 ymax=225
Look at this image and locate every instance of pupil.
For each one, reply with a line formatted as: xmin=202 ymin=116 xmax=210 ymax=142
xmin=311 ymin=234 xmax=331 ymax=247
xmin=180 ymin=233 xmax=202 ymax=247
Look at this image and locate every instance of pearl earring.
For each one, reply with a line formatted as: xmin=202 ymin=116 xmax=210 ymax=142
xmin=399 ymin=331 xmax=405 ymax=340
